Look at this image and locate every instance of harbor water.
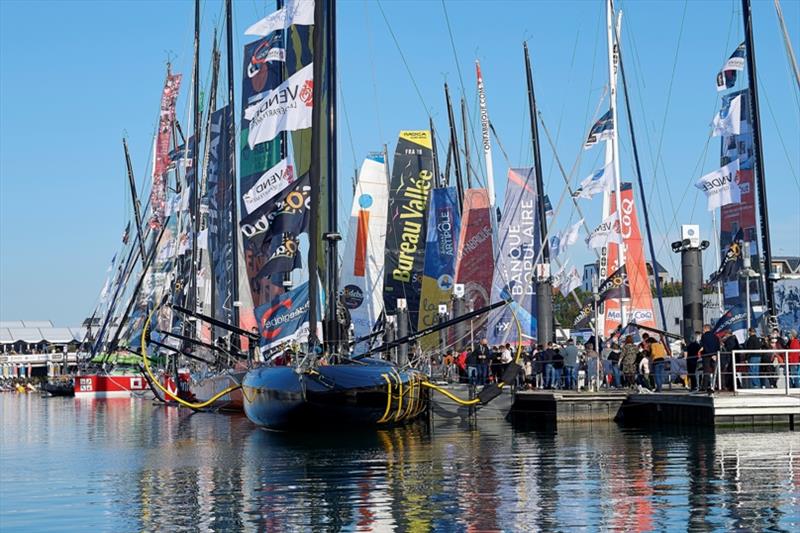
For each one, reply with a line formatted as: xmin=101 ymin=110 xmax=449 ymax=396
xmin=1 ymin=394 xmax=798 ymax=532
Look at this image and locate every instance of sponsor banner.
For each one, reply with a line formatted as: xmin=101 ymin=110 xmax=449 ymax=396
xmin=242 ymin=158 xmax=296 ymax=215
xmin=597 ymin=264 xmax=630 ymax=302
xmin=454 ymin=188 xmax=496 ymax=340
xmin=240 ymin=173 xmax=310 ymax=240
xmin=255 ymin=280 xmax=320 ymax=353
xmin=244 ymin=63 xmax=314 ymax=149
xmin=584 ymin=109 xmax=613 ymax=150
xmin=573 ymin=298 xmax=596 ymax=329
xmin=719 ymin=89 xmax=762 ymax=308
xmin=716 ymin=42 xmax=745 ymax=92
xmin=341 ymin=155 xmax=390 ymax=349
xmin=383 ymin=131 xmax=434 ymax=330
xmin=604 ymin=183 xmax=657 ymax=332
xmin=573 ymin=161 xmax=614 ymax=199
xmin=712 ymin=303 xmax=762 ymax=343
xmin=245 ymin=0 xmax=314 ymax=36
xmin=150 ymin=73 xmax=182 ymax=230
xmin=487 ymin=168 xmax=539 ymax=345
xmin=418 ymin=187 xmax=461 ymax=349
xmin=556 ymin=266 xmax=582 ymax=298
xmin=475 ymin=60 xmax=496 ymax=208
xmin=709 ymin=228 xmax=743 ymax=284
xmin=775 ymin=278 xmax=800 ymax=333
xmin=207 ymin=107 xmax=235 ymax=331
xmin=712 ymin=94 xmax=742 ymax=137
xmin=256 ymin=232 xmax=302 ymax=277
xmin=695 ymin=159 xmax=741 ymax=211
xmin=586 ymin=212 xmax=622 ymax=249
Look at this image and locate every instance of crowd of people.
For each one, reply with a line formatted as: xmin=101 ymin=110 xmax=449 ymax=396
xmin=429 ymin=326 xmax=800 ymax=394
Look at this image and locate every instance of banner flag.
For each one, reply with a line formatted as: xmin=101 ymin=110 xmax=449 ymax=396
xmin=254 ymin=280 xmax=319 ymax=353
xmin=695 ymin=159 xmax=741 ymax=211
xmin=244 ymin=63 xmax=314 ymax=149
xmin=240 ymin=173 xmax=311 ymax=240
xmin=550 ymin=218 xmax=583 ymax=259
xmin=573 ymin=161 xmax=614 ymax=199
xmin=245 ymin=0 xmax=314 ymax=36
xmin=149 ymin=73 xmax=182 ymax=230
xmin=709 ymin=228 xmax=744 ymax=285
xmin=586 ymin=212 xmax=622 ymax=249
xmin=597 ymin=264 xmax=631 ymax=302
xmin=712 ymin=303 xmax=762 ymax=343
xmin=712 ymin=94 xmax=742 ymax=137
xmin=584 ymin=109 xmax=614 ymax=150
xmin=558 ymin=266 xmax=582 ymax=298
xmin=716 ymin=42 xmax=745 ymax=92
xmin=242 ymin=158 xmax=296 ymax=215
xmin=256 ymin=232 xmax=302 ymax=277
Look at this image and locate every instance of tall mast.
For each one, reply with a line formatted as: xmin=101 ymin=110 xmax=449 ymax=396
xmin=276 ymin=0 xmax=293 ymax=292
xmin=189 ymin=0 xmax=201 ymax=323
xmin=429 ymin=116 xmax=444 ymax=188
xmin=614 ymin=18 xmax=668 ymax=331
xmin=325 ymin=0 xmax=340 ymax=351
xmin=606 ymin=0 xmax=626 ymax=328
xmin=225 ymin=0 xmax=240 ymax=338
xmin=444 ymin=83 xmax=464 ymax=211
xmin=476 ymin=60 xmax=497 ymax=222
xmin=742 ymin=0 xmax=777 ymax=322
xmin=460 ymin=98 xmax=472 ymax=189
xmin=123 ymin=137 xmax=147 ymax=262
xmin=523 ymin=42 xmax=553 ymax=345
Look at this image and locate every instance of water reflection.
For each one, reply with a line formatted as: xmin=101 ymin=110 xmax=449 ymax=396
xmin=1 ymin=395 xmax=797 ymax=532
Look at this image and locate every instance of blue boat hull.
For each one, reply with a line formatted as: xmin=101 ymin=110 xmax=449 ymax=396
xmin=242 ymin=359 xmax=428 ymax=431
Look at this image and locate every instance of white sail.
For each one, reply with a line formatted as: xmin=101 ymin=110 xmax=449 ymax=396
xmin=340 ymin=154 xmax=389 ymax=351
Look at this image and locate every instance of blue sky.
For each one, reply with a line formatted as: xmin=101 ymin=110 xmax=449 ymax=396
xmin=1 ymin=0 xmax=798 ymax=326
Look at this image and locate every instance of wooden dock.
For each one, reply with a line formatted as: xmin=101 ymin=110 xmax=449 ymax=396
xmin=429 ymin=385 xmax=799 ymax=430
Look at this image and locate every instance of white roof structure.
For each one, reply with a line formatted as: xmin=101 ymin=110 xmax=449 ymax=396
xmin=0 ymin=321 xmax=85 ymax=344
xmin=0 ymin=320 xmax=54 ymax=328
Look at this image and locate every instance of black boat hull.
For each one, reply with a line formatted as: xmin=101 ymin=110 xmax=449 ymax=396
xmin=242 ymin=360 xmax=427 ymax=431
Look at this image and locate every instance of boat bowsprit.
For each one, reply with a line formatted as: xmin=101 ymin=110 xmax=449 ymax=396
xmin=242 ymin=359 xmax=428 ymax=431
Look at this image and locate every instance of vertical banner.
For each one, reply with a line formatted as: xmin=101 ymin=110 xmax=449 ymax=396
xmin=340 ymin=155 xmax=389 ymax=349
xmin=487 ymin=168 xmax=539 ymax=345
xmin=604 ymin=182 xmax=657 ymax=332
xmin=417 ymin=186 xmax=461 ymax=349
xmin=718 ymin=89 xmax=762 ymax=308
xmin=150 ymin=72 xmax=182 ymax=230
xmin=454 ymin=188 xmax=495 ymax=340
xmin=207 ymin=106 xmax=235 ymax=333
xmin=254 ymin=280 xmax=320 ymax=354
xmin=383 ymin=131 xmax=434 ymax=331
xmin=240 ymin=34 xmax=288 ymax=309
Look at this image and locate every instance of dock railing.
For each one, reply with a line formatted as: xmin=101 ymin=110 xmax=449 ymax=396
xmin=729 ymin=349 xmax=800 ymax=396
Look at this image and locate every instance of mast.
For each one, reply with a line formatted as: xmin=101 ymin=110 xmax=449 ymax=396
xmin=325 ymin=0 xmax=340 ymax=351
xmin=460 ymin=98 xmax=472 ymax=189
xmin=188 ymin=0 xmax=201 ymax=325
xmin=523 ymin=42 xmax=553 ymax=345
xmin=606 ymin=0 xmax=626 ymax=328
xmin=225 ymin=0 xmax=240 ymax=338
xmin=476 ymin=60 xmax=497 ymax=221
xmin=429 ymin=116 xmax=444 ymax=188
xmin=742 ymin=0 xmax=777 ymax=323
xmin=613 ymin=18 xmax=668 ymax=331
xmin=123 ymin=138 xmax=147 ymax=262
xmin=444 ymin=83 xmax=464 ymax=211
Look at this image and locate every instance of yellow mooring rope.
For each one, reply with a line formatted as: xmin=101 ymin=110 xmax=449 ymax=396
xmin=141 ymin=308 xmax=241 ymax=410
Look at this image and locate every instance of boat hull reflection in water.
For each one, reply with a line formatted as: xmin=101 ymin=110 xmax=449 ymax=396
xmin=242 ymin=359 xmax=427 ymax=430
xmin=1 ymin=395 xmax=798 ymax=531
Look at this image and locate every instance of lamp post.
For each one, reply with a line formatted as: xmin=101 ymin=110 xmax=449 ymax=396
xmin=671 ymin=225 xmax=710 ymax=342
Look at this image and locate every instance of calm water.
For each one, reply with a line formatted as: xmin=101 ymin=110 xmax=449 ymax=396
xmin=1 ymin=395 xmax=798 ymax=532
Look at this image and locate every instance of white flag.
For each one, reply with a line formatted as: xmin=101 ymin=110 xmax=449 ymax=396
xmin=245 ymin=0 xmax=314 ymax=36
xmin=695 ymin=159 xmax=741 ymax=211
xmin=711 ymin=95 xmax=742 ymax=137
xmin=560 ymin=267 xmax=582 ymax=297
xmin=586 ymin=213 xmax=622 ymax=249
xmin=573 ymin=162 xmax=614 ymax=199
xmin=244 ymin=63 xmax=314 ymax=149
xmin=243 ymin=158 xmax=296 ymax=214
xmin=550 ymin=218 xmax=583 ymax=259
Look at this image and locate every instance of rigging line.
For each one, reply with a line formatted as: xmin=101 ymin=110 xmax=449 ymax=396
xmin=774 ymin=0 xmax=800 ymax=94
xmin=440 ymin=0 xmax=467 ymax=103
xmin=759 ymin=78 xmax=800 ymax=191
xmin=338 ymin=74 xmax=359 ymax=174
xmin=363 ymin=0 xmax=385 ymax=143
xmin=375 ymin=0 xmax=431 ymax=118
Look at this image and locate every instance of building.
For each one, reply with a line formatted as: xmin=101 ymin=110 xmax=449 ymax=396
xmin=645 ymin=260 xmax=671 ymax=288
xmin=0 ymin=320 xmax=87 ymax=378
xmin=581 ymin=263 xmax=599 ymax=292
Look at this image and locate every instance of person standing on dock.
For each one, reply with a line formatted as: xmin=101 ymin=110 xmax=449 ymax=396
xmin=649 ymin=337 xmax=667 ymax=392
xmin=685 ymin=333 xmax=702 ymax=392
xmin=474 ymin=339 xmax=491 ymax=386
xmin=699 ymin=324 xmax=720 ymax=393
xmin=466 ymin=346 xmax=479 ymax=385
xmin=563 ymin=339 xmax=579 ymax=391
xmin=744 ymin=328 xmax=763 ymax=389
xmin=621 ymin=336 xmax=638 ymax=389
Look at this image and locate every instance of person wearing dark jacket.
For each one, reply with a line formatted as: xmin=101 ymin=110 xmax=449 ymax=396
xmin=466 ymin=347 xmax=479 ymax=385
xmin=686 ymin=333 xmax=702 ymax=391
xmin=743 ymin=329 xmax=762 ymax=389
xmin=721 ymin=330 xmax=740 ymax=390
xmin=550 ymin=345 xmax=564 ymax=390
xmin=699 ymin=324 xmax=721 ymax=391
xmin=473 ymin=338 xmax=491 ymax=385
